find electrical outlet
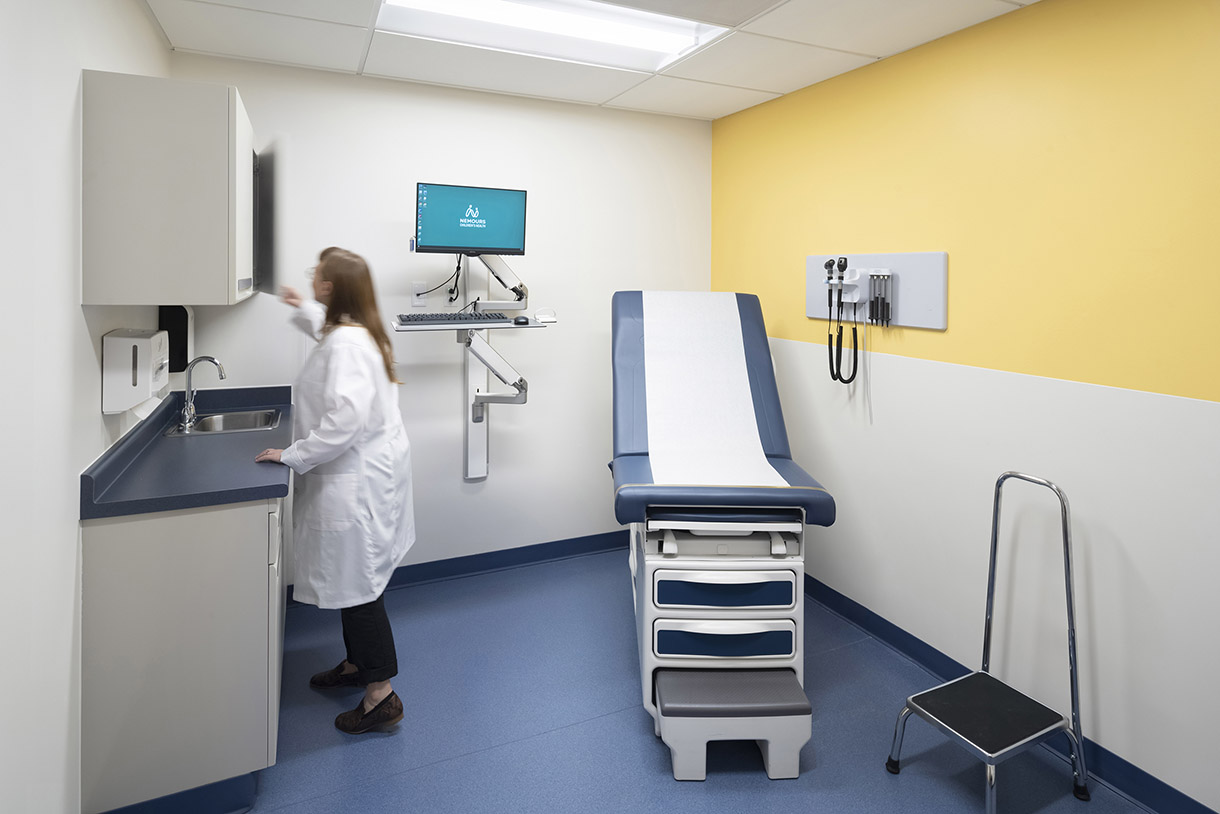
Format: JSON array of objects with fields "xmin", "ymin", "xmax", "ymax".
[{"xmin": 412, "ymin": 282, "xmax": 427, "ymax": 308}]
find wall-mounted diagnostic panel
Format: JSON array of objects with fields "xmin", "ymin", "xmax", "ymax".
[{"xmin": 805, "ymin": 252, "xmax": 947, "ymax": 331}]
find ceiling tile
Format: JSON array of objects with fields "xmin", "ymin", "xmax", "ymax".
[
  {"xmin": 363, "ymin": 32, "xmax": 649, "ymax": 105},
  {"xmin": 146, "ymin": 0, "xmax": 369, "ymax": 72},
  {"xmin": 605, "ymin": 75, "xmax": 779, "ymax": 120},
  {"xmin": 664, "ymin": 31, "xmax": 874, "ymax": 94},
  {"xmin": 187, "ymin": 0, "xmax": 380, "ymax": 28},
  {"xmin": 596, "ymin": 0, "xmax": 783, "ymax": 27},
  {"xmin": 744, "ymin": 0, "xmax": 1019, "ymax": 58},
  {"xmin": 141, "ymin": 0, "xmax": 1030, "ymax": 120}
]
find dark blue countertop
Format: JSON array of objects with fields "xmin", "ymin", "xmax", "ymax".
[{"xmin": 81, "ymin": 386, "xmax": 293, "ymax": 520}]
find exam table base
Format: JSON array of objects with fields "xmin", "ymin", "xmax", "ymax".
[{"xmin": 630, "ymin": 520, "xmax": 810, "ymax": 780}]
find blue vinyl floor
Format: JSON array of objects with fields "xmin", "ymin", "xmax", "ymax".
[{"xmin": 249, "ymin": 549, "xmax": 1153, "ymax": 814}]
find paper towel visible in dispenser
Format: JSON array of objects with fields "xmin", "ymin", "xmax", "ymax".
[{"xmin": 102, "ymin": 329, "xmax": 169, "ymax": 414}]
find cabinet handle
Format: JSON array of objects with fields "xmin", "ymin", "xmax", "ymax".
[{"xmin": 268, "ymin": 508, "xmax": 281, "ymax": 567}]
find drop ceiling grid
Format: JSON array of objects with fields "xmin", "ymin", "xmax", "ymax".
[{"xmin": 141, "ymin": 0, "xmax": 1037, "ymax": 119}]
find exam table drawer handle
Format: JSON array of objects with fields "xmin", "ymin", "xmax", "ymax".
[
  {"xmin": 654, "ymin": 569, "xmax": 797, "ymax": 609},
  {"xmin": 654, "ymin": 619, "xmax": 797, "ymax": 659}
]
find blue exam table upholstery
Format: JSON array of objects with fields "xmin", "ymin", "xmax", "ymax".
[
  {"xmin": 611, "ymin": 290, "xmax": 835, "ymax": 528},
  {"xmin": 610, "ymin": 290, "xmax": 836, "ymax": 781}
]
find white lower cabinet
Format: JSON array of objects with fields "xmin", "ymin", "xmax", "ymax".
[{"xmin": 81, "ymin": 499, "xmax": 286, "ymax": 814}]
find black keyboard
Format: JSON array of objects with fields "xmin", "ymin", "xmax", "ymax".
[{"xmin": 397, "ymin": 311, "xmax": 511, "ymax": 324}]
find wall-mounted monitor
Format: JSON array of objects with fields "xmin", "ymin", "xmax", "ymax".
[{"xmin": 415, "ymin": 182, "xmax": 527, "ymax": 256}]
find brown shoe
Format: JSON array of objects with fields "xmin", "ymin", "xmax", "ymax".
[
  {"xmin": 334, "ymin": 691, "xmax": 403, "ymax": 734},
  {"xmin": 309, "ymin": 660, "xmax": 363, "ymax": 690}
]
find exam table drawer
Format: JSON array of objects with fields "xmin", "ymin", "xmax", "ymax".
[
  {"xmin": 653, "ymin": 619, "xmax": 797, "ymax": 659},
  {"xmin": 654, "ymin": 569, "xmax": 797, "ymax": 610}
]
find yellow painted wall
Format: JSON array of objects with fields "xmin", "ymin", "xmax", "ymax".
[{"xmin": 712, "ymin": 0, "xmax": 1220, "ymax": 402}]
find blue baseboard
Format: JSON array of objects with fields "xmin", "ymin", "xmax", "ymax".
[
  {"xmin": 101, "ymin": 772, "xmax": 255, "ymax": 814},
  {"xmin": 804, "ymin": 574, "xmax": 971, "ymax": 683},
  {"xmin": 805, "ymin": 574, "xmax": 1216, "ymax": 814},
  {"xmin": 288, "ymin": 530, "xmax": 629, "ymax": 605},
  {"xmin": 385, "ymin": 530, "xmax": 629, "ymax": 590}
]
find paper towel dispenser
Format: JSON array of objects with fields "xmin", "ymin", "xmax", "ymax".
[{"xmin": 102, "ymin": 329, "xmax": 169, "ymax": 414}]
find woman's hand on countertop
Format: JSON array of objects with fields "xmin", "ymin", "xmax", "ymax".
[{"xmin": 256, "ymin": 448, "xmax": 284, "ymax": 464}]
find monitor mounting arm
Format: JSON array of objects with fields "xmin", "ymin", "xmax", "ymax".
[
  {"xmin": 461, "ymin": 329, "xmax": 527, "ymax": 423},
  {"xmin": 469, "ymin": 254, "xmax": 528, "ymax": 312}
]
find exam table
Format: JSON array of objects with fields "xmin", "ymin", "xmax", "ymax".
[{"xmin": 610, "ymin": 290, "xmax": 836, "ymax": 780}]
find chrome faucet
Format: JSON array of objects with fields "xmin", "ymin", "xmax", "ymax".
[{"xmin": 181, "ymin": 356, "xmax": 227, "ymax": 431}]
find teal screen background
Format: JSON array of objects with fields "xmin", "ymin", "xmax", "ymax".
[{"xmin": 416, "ymin": 183, "xmax": 527, "ymax": 254}]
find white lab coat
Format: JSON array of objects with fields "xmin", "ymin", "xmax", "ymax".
[{"xmin": 280, "ymin": 300, "xmax": 415, "ymax": 609}]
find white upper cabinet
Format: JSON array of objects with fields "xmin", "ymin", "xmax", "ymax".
[{"xmin": 83, "ymin": 70, "xmax": 256, "ymax": 305}]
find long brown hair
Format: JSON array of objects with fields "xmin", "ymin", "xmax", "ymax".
[{"xmin": 315, "ymin": 247, "xmax": 400, "ymax": 383}]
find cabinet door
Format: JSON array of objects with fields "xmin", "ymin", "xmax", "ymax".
[
  {"xmin": 82, "ymin": 501, "xmax": 273, "ymax": 814},
  {"xmin": 82, "ymin": 70, "xmax": 255, "ymax": 305}
]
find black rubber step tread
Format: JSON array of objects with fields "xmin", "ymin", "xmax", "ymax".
[{"xmin": 910, "ymin": 671, "xmax": 1065, "ymax": 758}]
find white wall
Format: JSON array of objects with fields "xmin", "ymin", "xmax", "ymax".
[
  {"xmin": 0, "ymin": 9, "xmax": 708, "ymax": 810},
  {"xmin": 170, "ymin": 54, "xmax": 712, "ymax": 568},
  {"xmin": 773, "ymin": 339, "xmax": 1220, "ymax": 809},
  {"xmin": 0, "ymin": 2, "xmax": 170, "ymax": 812}
]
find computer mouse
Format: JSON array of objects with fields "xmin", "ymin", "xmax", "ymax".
[{"xmin": 513, "ymin": 316, "xmax": 529, "ymax": 325}]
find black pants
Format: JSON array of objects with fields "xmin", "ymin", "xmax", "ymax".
[{"xmin": 340, "ymin": 593, "xmax": 398, "ymax": 684}]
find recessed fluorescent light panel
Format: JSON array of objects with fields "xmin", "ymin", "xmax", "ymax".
[{"xmin": 378, "ymin": 0, "xmax": 727, "ymax": 72}]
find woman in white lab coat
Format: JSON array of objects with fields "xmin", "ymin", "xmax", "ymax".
[{"xmin": 256, "ymin": 247, "xmax": 414, "ymax": 735}]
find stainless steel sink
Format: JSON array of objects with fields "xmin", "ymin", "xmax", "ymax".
[{"xmin": 165, "ymin": 408, "xmax": 281, "ymax": 436}]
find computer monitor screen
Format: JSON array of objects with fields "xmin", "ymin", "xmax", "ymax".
[{"xmin": 415, "ymin": 182, "xmax": 527, "ymax": 256}]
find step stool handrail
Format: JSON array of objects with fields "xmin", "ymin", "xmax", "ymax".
[{"xmin": 981, "ymin": 471, "xmax": 1087, "ymax": 788}]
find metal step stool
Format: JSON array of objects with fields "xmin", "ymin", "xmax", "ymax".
[
  {"xmin": 655, "ymin": 668, "xmax": 811, "ymax": 781},
  {"xmin": 885, "ymin": 472, "xmax": 1091, "ymax": 813}
]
